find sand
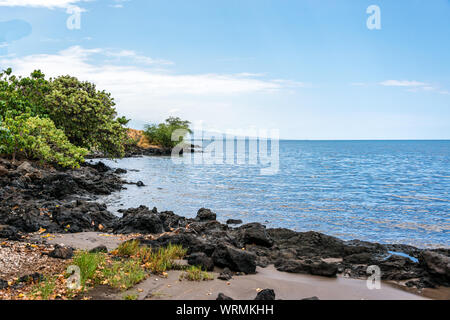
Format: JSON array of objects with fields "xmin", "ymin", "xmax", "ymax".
[
  {"xmin": 116, "ymin": 265, "xmax": 430, "ymax": 300},
  {"xmin": 42, "ymin": 232, "xmax": 450, "ymax": 300}
]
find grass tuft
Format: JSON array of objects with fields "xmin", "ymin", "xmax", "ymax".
[
  {"xmin": 116, "ymin": 240, "xmax": 141, "ymax": 257},
  {"xmin": 123, "ymin": 293, "xmax": 139, "ymax": 300},
  {"xmin": 72, "ymin": 251, "xmax": 105, "ymax": 287},
  {"xmin": 179, "ymin": 265, "xmax": 214, "ymax": 281},
  {"xmin": 101, "ymin": 259, "xmax": 146, "ymax": 291},
  {"xmin": 30, "ymin": 276, "xmax": 56, "ymax": 300}
]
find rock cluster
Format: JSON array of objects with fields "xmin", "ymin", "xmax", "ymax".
[{"xmin": 0, "ymin": 158, "xmax": 449, "ymax": 290}]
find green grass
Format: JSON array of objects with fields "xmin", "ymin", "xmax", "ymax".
[
  {"xmin": 102, "ymin": 258, "xmax": 146, "ymax": 291},
  {"xmin": 123, "ymin": 293, "xmax": 139, "ymax": 300},
  {"xmin": 179, "ymin": 266, "xmax": 214, "ymax": 281},
  {"xmin": 30, "ymin": 277, "xmax": 56, "ymax": 300},
  {"xmin": 72, "ymin": 251, "xmax": 105, "ymax": 287},
  {"xmin": 137, "ymin": 243, "xmax": 187, "ymax": 274},
  {"xmin": 116, "ymin": 240, "xmax": 141, "ymax": 257}
]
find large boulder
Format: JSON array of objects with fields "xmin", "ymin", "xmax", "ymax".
[
  {"xmin": 53, "ymin": 201, "xmax": 118, "ymax": 233},
  {"xmin": 159, "ymin": 210, "xmax": 189, "ymax": 231},
  {"xmin": 17, "ymin": 161, "xmax": 38, "ymax": 175},
  {"xmin": 419, "ymin": 251, "xmax": 450, "ymax": 280},
  {"xmin": 49, "ymin": 245, "xmax": 74, "ymax": 259},
  {"xmin": 114, "ymin": 206, "xmax": 163, "ymax": 234},
  {"xmin": 216, "ymin": 293, "xmax": 234, "ymax": 300},
  {"xmin": 236, "ymin": 223, "xmax": 273, "ymax": 247},
  {"xmin": 268, "ymin": 229, "xmax": 346, "ymax": 258},
  {"xmin": 254, "ymin": 289, "xmax": 275, "ymax": 300},
  {"xmin": 196, "ymin": 208, "xmax": 216, "ymax": 221},
  {"xmin": 187, "ymin": 252, "xmax": 214, "ymax": 271},
  {"xmin": 343, "ymin": 252, "xmax": 374, "ymax": 264},
  {"xmin": 40, "ymin": 174, "xmax": 79, "ymax": 199},
  {"xmin": 275, "ymin": 259, "xmax": 338, "ymax": 277},
  {"xmin": 0, "ymin": 225, "xmax": 20, "ymax": 240},
  {"xmin": 212, "ymin": 244, "xmax": 256, "ymax": 274},
  {"xmin": 139, "ymin": 232, "xmax": 215, "ymax": 256}
]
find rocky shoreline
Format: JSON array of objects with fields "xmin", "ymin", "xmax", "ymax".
[{"xmin": 1, "ymin": 158, "xmax": 449, "ymax": 299}]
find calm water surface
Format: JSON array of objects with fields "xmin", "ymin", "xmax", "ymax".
[{"xmin": 95, "ymin": 140, "xmax": 450, "ymax": 248}]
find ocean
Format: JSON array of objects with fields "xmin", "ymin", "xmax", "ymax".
[{"xmin": 96, "ymin": 140, "xmax": 450, "ymax": 248}]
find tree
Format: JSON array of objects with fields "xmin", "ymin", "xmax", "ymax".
[
  {"xmin": 0, "ymin": 68, "xmax": 50, "ymax": 119},
  {"xmin": 0, "ymin": 113, "xmax": 88, "ymax": 167},
  {"xmin": 44, "ymin": 75, "xmax": 129, "ymax": 158},
  {"xmin": 144, "ymin": 117, "xmax": 192, "ymax": 149}
]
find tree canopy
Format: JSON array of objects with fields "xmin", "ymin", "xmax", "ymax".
[
  {"xmin": 0, "ymin": 68, "xmax": 130, "ymax": 166},
  {"xmin": 144, "ymin": 117, "xmax": 192, "ymax": 149}
]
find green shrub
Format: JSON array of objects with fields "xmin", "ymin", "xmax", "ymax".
[
  {"xmin": 101, "ymin": 259, "xmax": 146, "ymax": 291},
  {"xmin": 139, "ymin": 243, "xmax": 187, "ymax": 274},
  {"xmin": 1, "ymin": 69, "xmax": 129, "ymax": 159},
  {"xmin": 116, "ymin": 240, "xmax": 141, "ymax": 257},
  {"xmin": 0, "ymin": 113, "xmax": 88, "ymax": 167},
  {"xmin": 123, "ymin": 293, "xmax": 139, "ymax": 300},
  {"xmin": 44, "ymin": 75, "xmax": 129, "ymax": 158},
  {"xmin": 30, "ymin": 276, "xmax": 56, "ymax": 300},
  {"xmin": 179, "ymin": 265, "xmax": 214, "ymax": 281},
  {"xmin": 72, "ymin": 251, "xmax": 105, "ymax": 287},
  {"xmin": 0, "ymin": 68, "xmax": 50, "ymax": 119},
  {"xmin": 144, "ymin": 117, "xmax": 192, "ymax": 149}
]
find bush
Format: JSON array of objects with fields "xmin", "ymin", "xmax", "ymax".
[
  {"xmin": 0, "ymin": 68, "xmax": 50, "ymax": 119},
  {"xmin": 44, "ymin": 75, "xmax": 129, "ymax": 158},
  {"xmin": 71, "ymin": 251, "xmax": 105, "ymax": 287},
  {"xmin": 0, "ymin": 113, "xmax": 88, "ymax": 167},
  {"xmin": 144, "ymin": 117, "xmax": 192, "ymax": 149},
  {"xmin": 1, "ymin": 69, "xmax": 130, "ymax": 159},
  {"xmin": 179, "ymin": 265, "xmax": 214, "ymax": 281}
]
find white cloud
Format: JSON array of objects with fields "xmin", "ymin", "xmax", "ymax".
[
  {"xmin": 380, "ymin": 80, "xmax": 448, "ymax": 95},
  {"xmin": 0, "ymin": 0, "xmax": 88, "ymax": 9},
  {"xmin": 0, "ymin": 46, "xmax": 305, "ymax": 126},
  {"xmin": 103, "ymin": 49, "xmax": 173, "ymax": 66},
  {"xmin": 380, "ymin": 80, "xmax": 428, "ymax": 87},
  {"xmin": 109, "ymin": 0, "xmax": 129, "ymax": 9}
]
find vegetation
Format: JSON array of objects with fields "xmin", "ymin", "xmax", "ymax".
[
  {"xmin": 44, "ymin": 76, "xmax": 129, "ymax": 158},
  {"xmin": 101, "ymin": 259, "xmax": 146, "ymax": 290},
  {"xmin": 30, "ymin": 276, "xmax": 56, "ymax": 300},
  {"xmin": 179, "ymin": 265, "xmax": 214, "ymax": 281},
  {"xmin": 115, "ymin": 240, "xmax": 141, "ymax": 257},
  {"xmin": 114, "ymin": 240, "xmax": 187, "ymax": 274},
  {"xmin": 0, "ymin": 68, "xmax": 130, "ymax": 166},
  {"xmin": 123, "ymin": 293, "xmax": 139, "ymax": 300},
  {"xmin": 0, "ymin": 113, "xmax": 88, "ymax": 167},
  {"xmin": 72, "ymin": 251, "xmax": 106, "ymax": 288},
  {"xmin": 144, "ymin": 117, "xmax": 192, "ymax": 149},
  {"xmin": 17, "ymin": 242, "xmax": 188, "ymax": 300}
]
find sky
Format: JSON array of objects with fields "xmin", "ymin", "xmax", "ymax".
[{"xmin": 0, "ymin": 0, "xmax": 449, "ymax": 139}]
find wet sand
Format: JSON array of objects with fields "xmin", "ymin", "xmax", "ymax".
[
  {"xmin": 43, "ymin": 232, "xmax": 449, "ymax": 300},
  {"xmin": 120, "ymin": 265, "xmax": 429, "ymax": 300}
]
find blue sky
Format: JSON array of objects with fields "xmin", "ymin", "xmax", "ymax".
[{"xmin": 0, "ymin": 0, "xmax": 449, "ymax": 139}]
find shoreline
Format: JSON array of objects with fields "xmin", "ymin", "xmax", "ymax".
[{"xmin": 1, "ymin": 157, "xmax": 449, "ymax": 300}]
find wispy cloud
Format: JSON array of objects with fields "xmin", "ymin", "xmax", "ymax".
[
  {"xmin": 109, "ymin": 0, "xmax": 129, "ymax": 9},
  {"xmin": 380, "ymin": 80, "xmax": 448, "ymax": 95},
  {"xmin": 103, "ymin": 49, "xmax": 173, "ymax": 66},
  {"xmin": 380, "ymin": 80, "xmax": 428, "ymax": 87},
  {"xmin": 0, "ymin": 46, "xmax": 305, "ymax": 124},
  {"xmin": 0, "ymin": 0, "xmax": 89, "ymax": 9}
]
